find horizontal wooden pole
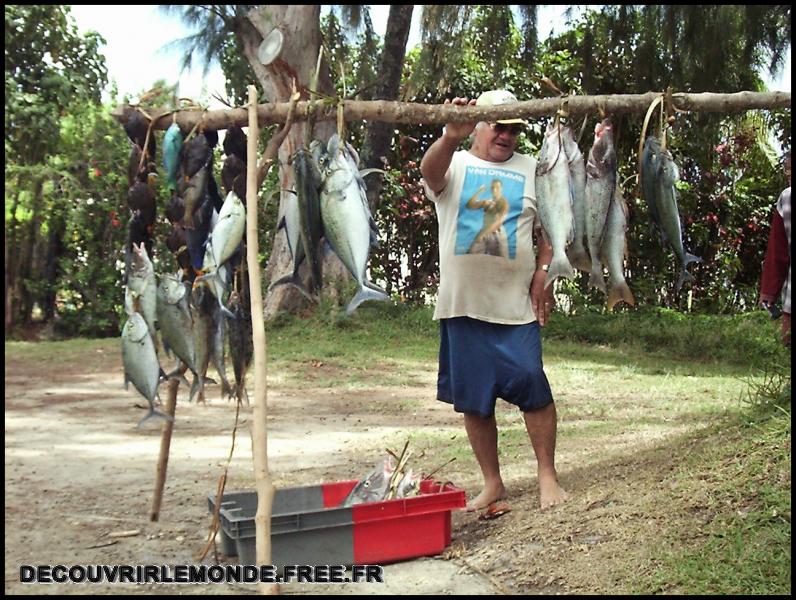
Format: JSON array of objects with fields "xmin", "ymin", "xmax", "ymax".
[{"xmin": 111, "ymin": 91, "xmax": 790, "ymax": 131}]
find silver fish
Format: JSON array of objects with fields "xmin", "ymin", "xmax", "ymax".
[
  {"xmin": 156, "ymin": 274, "xmax": 200, "ymax": 394},
  {"xmin": 194, "ymin": 191, "xmax": 245, "ymax": 318},
  {"xmin": 188, "ymin": 286, "xmax": 218, "ymax": 403},
  {"xmin": 585, "ymin": 118, "xmax": 617, "ymax": 292},
  {"xmin": 320, "ymin": 134, "xmax": 390, "ymax": 314},
  {"xmin": 560, "ymin": 126, "xmax": 591, "ymax": 273},
  {"xmin": 535, "ymin": 121, "xmax": 575, "ymax": 288},
  {"xmin": 340, "ymin": 458, "xmax": 393, "ymax": 507},
  {"xmin": 202, "ymin": 191, "xmax": 246, "ymax": 271},
  {"xmin": 652, "ymin": 141, "xmax": 702, "ymax": 291},
  {"xmin": 124, "ymin": 242, "xmax": 157, "ymax": 340},
  {"xmin": 600, "ymin": 185, "xmax": 635, "ymax": 310},
  {"xmin": 121, "ymin": 312, "xmax": 172, "ymax": 428}
]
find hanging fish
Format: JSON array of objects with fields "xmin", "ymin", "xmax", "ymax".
[
  {"xmin": 535, "ymin": 120, "xmax": 576, "ymax": 288},
  {"xmin": 162, "ymin": 122, "xmax": 184, "ymax": 194},
  {"xmin": 121, "ymin": 312, "xmax": 172, "ymax": 428},
  {"xmin": 642, "ymin": 136, "xmax": 702, "ymax": 291},
  {"xmin": 221, "ymin": 154, "xmax": 247, "ymax": 198},
  {"xmin": 181, "ymin": 134, "xmax": 211, "ymax": 180},
  {"xmin": 585, "ymin": 118, "xmax": 617, "ymax": 292},
  {"xmin": 319, "ymin": 134, "xmax": 390, "ymax": 314},
  {"xmin": 223, "ymin": 125, "xmax": 248, "ymax": 162},
  {"xmin": 560, "ymin": 126, "xmax": 591, "ymax": 273},
  {"xmin": 600, "ymin": 185, "xmax": 635, "ymax": 310}
]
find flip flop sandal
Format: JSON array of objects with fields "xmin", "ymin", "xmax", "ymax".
[{"xmin": 478, "ymin": 499, "xmax": 511, "ymax": 521}]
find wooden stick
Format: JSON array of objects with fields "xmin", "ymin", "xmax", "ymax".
[
  {"xmin": 111, "ymin": 90, "xmax": 791, "ymax": 131},
  {"xmin": 150, "ymin": 371, "xmax": 182, "ymax": 522},
  {"xmin": 247, "ymin": 81, "xmax": 298, "ymax": 596}
]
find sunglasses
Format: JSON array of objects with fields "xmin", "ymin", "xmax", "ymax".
[{"xmin": 489, "ymin": 122, "xmax": 524, "ymax": 136}]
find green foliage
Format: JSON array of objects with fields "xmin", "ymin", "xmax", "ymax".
[{"xmin": 5, "ymin": 5, "xmax": 107, "ymax": 165}]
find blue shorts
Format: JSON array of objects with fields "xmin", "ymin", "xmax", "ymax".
[{"xmin": 437, "ymin": 317, "xmax": 553, "ymax": 418}]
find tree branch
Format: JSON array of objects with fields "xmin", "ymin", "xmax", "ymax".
[{"xmin": 111, "ymin": 91, "xmax": 791, "ymax": 132}]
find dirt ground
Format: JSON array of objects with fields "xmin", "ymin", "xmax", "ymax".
[{"xmin": 5, "ymin": 337, "xmax": 722, "ymax": 595}]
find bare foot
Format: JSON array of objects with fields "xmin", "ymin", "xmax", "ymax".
[
  {"xmin": 539, "ymin": 470, "xmax": 569, "ymax": 510},
  {"xmin": 466, "ymin": 483, "xmax": 507, "ymax": 512}
]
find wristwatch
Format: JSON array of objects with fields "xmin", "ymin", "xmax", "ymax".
[{"xmin": 538, "ymin": 264, "xmax": 550, "ymax": 272}]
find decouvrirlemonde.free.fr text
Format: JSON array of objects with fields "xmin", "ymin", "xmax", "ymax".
[{"xmin": 20, "ymin": 564, "xmax": 384, "ymax": 584}]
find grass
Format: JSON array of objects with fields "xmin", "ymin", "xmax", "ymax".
[
  {"xmin": 630, "ymin": 362, "xmax": 791, "ymax": 595},
  {"xmin": 5, "ymin": 303, "xmax": 790, "ymax": 593}
]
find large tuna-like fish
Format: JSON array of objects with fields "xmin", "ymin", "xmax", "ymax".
[
  {"xmin": 535, "ymin": 121, "xmax": 576, "ymax": 288},
  {"xmin": 585, "ymin": 118, "xmax": 617, "ymax": 292},
  {"xmin": 642, "ymin": 136, "xmax": 702, "ymax": 291},
  {"xmin": 600, "ymin": 185, "xmax": 635, "ymax": 310},
  {"xmin": 121, "ymin": 312, "xmax": 173, "ymax": 428},
  {"xmin": 560, "ymin": 126, "xmax": 591, "ymax": 273},
  {"xmin": 320, "ymin": 134, "xmax": 390, "ymax": 314}
]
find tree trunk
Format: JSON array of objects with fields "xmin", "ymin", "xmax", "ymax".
[
  {"xmin": 5, "ymin": 186, "xmax": 23, "ymax": 331},
  {"xmin": 239, "ymin": 5, "xmax": 349, "ymax": 318},
  {"xmin": 360, "ymin": 5, "xmax": 414, "ymax": 212},
  {"xmin": 18, "ymin": 175, "xmax": 45, "ymax": 325}
]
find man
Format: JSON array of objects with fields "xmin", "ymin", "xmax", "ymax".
[
  {"xmin": 420, "ymin": 90, "xmax": 569, "ymax": 515},
  {"xmin": 760, "ymin": 149, "xmax": 791, "ymax": 347}
]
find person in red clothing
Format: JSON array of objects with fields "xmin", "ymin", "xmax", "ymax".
[{"xmin": 760, "ymin": 150, "xmax": 791, "ymax": 347}]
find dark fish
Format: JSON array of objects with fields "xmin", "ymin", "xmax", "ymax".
[
  {"xmin": 204, "ymin": 129, "xmax": 219, "ymax": 149},
  {"xmin": 181, "ymin": 164, "xmax": 209, "ymax": 230},
  {"xmin": 165, "ymin": 195, "xmax": 185, "ymax": 224},
  {"xmin": 127, "ymin": 181, "xmax": 156, "ymax": 226},
  {"xmin": 127, "ymin": 143, "xmax": 145, "ymax": 187},
  {"xmin": 123, "ymin": 111, "xmax": 156, "ymax": 162},
  {"xmin": 181, "ymin": 134, "xmax": 211, "ymax": 180},
  {"xmin": 185, "ymin": 194, "xmax": 214, "ymax": 271},
  {"xmin": 221, "ymin": 154, "xmax": 247, "ymax": 198},
  {"xmin": 226, "ymin": 290, "xmax": 252, "ymax": 405},
  {"xmin": 166, "ymin": 224, "xmax": 191, "ymax": 273},
  {"xmin": 293, "ymin": 146, "xmax": 324, "ymax": 293},
  {"xmin": 207, "ymin": 170, "xmax": 224, "ymax": 213},
  {"xmin": 223, "ymin": 125, "xmax": 248, "ymax": 162}
]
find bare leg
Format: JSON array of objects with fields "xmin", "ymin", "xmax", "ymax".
[
  {"xmin": 463, "ymin": 413, "xmax": 506, "ymax": 510},
  {"xmin": 523, "ymin": 402, "xmax": 569, "ymax": 510}
]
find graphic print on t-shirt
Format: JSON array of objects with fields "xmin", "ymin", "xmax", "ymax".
[{"xmin": 455, "ymin": 166, "xmax": 526, "ymax": 259}]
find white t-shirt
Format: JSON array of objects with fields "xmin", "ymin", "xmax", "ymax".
[{"xmin": 423, "ymin": 150, "xmax": 540, "ymax": 324}]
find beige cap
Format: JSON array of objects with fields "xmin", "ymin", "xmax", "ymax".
[{"xmin": 475, "ymin": 90, "xmax": 527, "ymax": 125}]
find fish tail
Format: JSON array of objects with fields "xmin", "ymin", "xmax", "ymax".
[
  {"xmin": 588, "ymin": 263, "xmax": 607, "ymax": 293},
  {"xmin": 189, "ymin": 373, "xmax": 204, "ymax": 403},
  {"xmin": 676, "ymin": 268, "xmax": 695, "ymax": 293},
  {"xmin": 269, "ymin": 274, "xmax": 314, "ymax": 301},
  {"xmin": 607, "ymin": 281, "xmax": 635, "ymax": 311},
  {"xmin": 544, "ymin": 253, "xmax": 575, "ymax": 289},
  {"xmin": 683, "ymin": 252, "xmax": 702, "ymax": 267},
  {"xmin": 567, "ymin": 246, "xmax": 592, "ymax": 273},
  {"xmin": 345, "ymin": 286, "xmax": 391, "ymax": 315},
  {"xmin": 137, "ymin": 406, "xmax": 175, "ymax": 428}
]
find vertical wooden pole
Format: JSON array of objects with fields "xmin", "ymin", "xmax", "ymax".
[
  {"xmin": 246, "ymin": 85, "xmax": 277, "ymax": 595},
  {"xmin": 150, "ymin": 371, "xmax": 182, "ymax": 521}
]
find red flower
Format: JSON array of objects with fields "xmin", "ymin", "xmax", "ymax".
[{"xmin": 94, "ymin": 168, "xmax": 102, "ymax": 177}]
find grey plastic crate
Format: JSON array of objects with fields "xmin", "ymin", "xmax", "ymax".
[{"xmin": 208, "ymin": 484, "xmax": 355, "ymax": 566}]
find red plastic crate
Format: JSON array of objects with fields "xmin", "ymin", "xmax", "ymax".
[{"xmin": 211, "ymin": 479, "xmax": 465, "ymax": 566}]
